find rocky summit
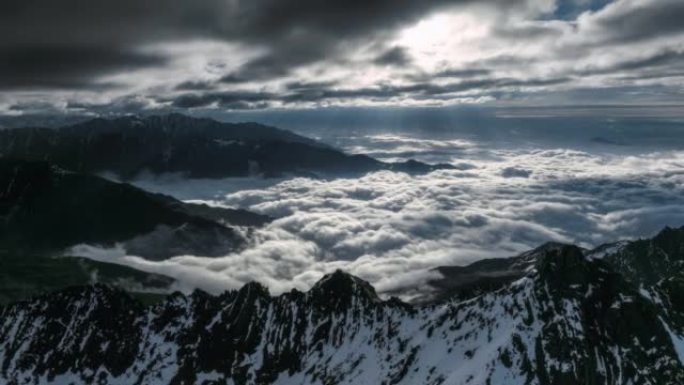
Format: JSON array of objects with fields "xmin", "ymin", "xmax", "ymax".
[{"xmin": 2, "ymin": 229, "xmax": 684, "ymax": 384}]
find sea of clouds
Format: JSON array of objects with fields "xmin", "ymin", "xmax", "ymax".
[{"xmin": 73, "ymin": 131, "xmax": 684, "ymax": 299}]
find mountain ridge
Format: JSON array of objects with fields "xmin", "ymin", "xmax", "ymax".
[
  {"xmin": 0, "ymin": 158, "xmax": 265, "ymax": 258},
  {"xmin": 428, "ymin": 226, "xmax": 684, "ymax": 303},
  {"xmin": 3, "ymin": 233, "xmax": 684, "ymax": 384},
  {"xmin": 0, "ymin": 113, "xmax": 454, "ymax": 179},
  {"xmin": 0, "ymin": 158, "xmax": 269, "ymax": 304}
]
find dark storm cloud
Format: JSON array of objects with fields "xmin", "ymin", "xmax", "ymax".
[
  {"xmin": 0, "ymin": 0, "xmax": 229, "ymax": 89},
  {"xmin": 0, "ymin": 0, "xmax": 535, "ymax": 90},
  {"xmin": 501, "ymin": 167, "xmax": 533, "ymax": 178},
  {"xmin": 214, "ymin": 0, "xmax": 484, "ymax": 81},
  {"xmin": 588, "ymin": 0, "xmax": 684, "ymax": 44},
  {"xmin": 0, "ymin": 46, "xmax": 165, "ymax": 90},
  {"xmin": 2, "ymin": 98, "xmax": 150, "ymax": 119},
  {"xmin": 3, "ymin": 0, "xmax": 684, "ymax": 110},
  {"xmin": 284, "ymin": 76, "xmax": 574, "ymax": 102},
  {"xmin": 285, "ymin": 81, "xmax": 339, "ymax": 92},
  {"xmin": 435, "ymin": 69, "xmax": 492, "ymax": 78},
  {"xmin": 64, "ymin": 97, "xmax": 159, "ymax": 115},
  {"xmin": 169, "ymin": 91, "xmax": 277, "ymax": 109},
  {"xmin": 373, "ymin": 47, "xmax": 413, "ymax": 67},
  {"xmin": 618, "ymin": 71, "xmax": 684, "ymax": 82},
  {"xmin": 166, "ymin": 76, "xmax": 571, "ymax": 109},
  {"xmin": 611, "ymin": 50, "xmax": 684, "ymax": 71},
  {"xmin": 492, "ymin": 23, "xmax": 564, "ymax": 41},
  {"xmin": 578, "ymin": 49, "xmax": 684, "ymax": 76},
  {"xmin": 175, "ymin": 81, "xmax": 217, "ymax": 91}
]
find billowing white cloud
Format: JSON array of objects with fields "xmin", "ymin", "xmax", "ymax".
[{"xmin": 72, "ymin": 133, "xmax": 684, "ymax": 299}]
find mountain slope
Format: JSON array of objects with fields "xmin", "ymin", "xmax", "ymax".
[
  {"xmin": 0, "ymin": 253, "xmax": 174, "ymax": 305},
  {"xmin": 429, "ymin": 242, "xmax": 570, "ymax": 302},
  {"xmin": 0, "ymin": 158, "xmax": 269, "ymax": 303},
  {"xmin": 429, "ymin": 226, "xmax": 684, "ymax": 303},
  {"xmin": 597, "ymin": 226, "xmax": 684, "ymax": 286},
  {"xmin": 2, "ymin": 247, "xmax": 684, "ymax": 385},
  {"xmin": 0, "ymin": 114, "xmax": 453, "ymax": 179},
  {"xmin": 0, "ymin": 158, "xmax": 266, "ymax": 259}
]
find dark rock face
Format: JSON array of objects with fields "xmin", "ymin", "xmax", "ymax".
[
  {"xmin": 527, "ymin": 245, "xmax": 684, "ymax": 385},
  {"xmin": 0, "ymin": 158, "xmax": 259, "ymax": 259},
  {"xmin": 600, "ymin": 226, "xmax": 684, "ymax": 286},
  {"xmin": 0, "ymin": 285, "xmax": 144, "ymax": 380},
  {"xmin": 0, "ymin": 114, "xmax": 453, "ymax": 179},
  {"xmin": 3, "ymin": 246, "xmax": 684, "ymax": 385},
  {"xmin": 429, "ymin": 242, "xmax": 570, "ymax": 302},
  {"xmin": 430, "ymin": 226, "xmax": 684, "ymax": 303}
]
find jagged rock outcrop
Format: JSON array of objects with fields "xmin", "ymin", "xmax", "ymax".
[
  {"xmin": 3, "ymin": 237, "xmax": 684, "ymax": 385},
  {"xmin": 430, "ymin": 226, "xmax": 684, "ymax": 303},
  {"xmin": 598, "ymin": 226, "xmax": 684, "ymax": 285},
  {"xmin": 429, "ymin": 242, "xmax": 570, "ymax": 302}
]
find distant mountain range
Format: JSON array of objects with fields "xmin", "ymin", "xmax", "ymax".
[
  {"xmin": 2, "ymin": 227, "xmax": 684, "ymax": 384},
  {"xmin": 0, "ymin": 114, "xmax": 453, "ymax": 179}
]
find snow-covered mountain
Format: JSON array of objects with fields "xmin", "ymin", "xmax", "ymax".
[{"xmin": 3, "ymin": 232, "xmax": 684, "ymax": 384}]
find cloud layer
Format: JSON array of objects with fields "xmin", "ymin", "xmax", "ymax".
[
  {"xmin": 73, "ymin": 134, "xmax": 684, "ymax": 299},
  {"xmin": 2, "ymin": 0, "xmax": 684, "ymax": 114}
]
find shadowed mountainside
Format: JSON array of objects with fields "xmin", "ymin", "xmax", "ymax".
[
  {"xmin": 0, "ymin": 158, "xmax": 270, "ymax": 303},
  {"xmin": 0, "ymin": 158, "xmax": 269, "ymax": 258},
  {"xmin": 0, "ymin": 113, "xmax": 454, "ymax": 179},
  {"xmin": 428, "ymin": 226, "xmax": 684, "ymax": 303}
]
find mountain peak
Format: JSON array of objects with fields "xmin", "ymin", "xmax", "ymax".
[
  {"xmin": 653, "ymin": 225, "xmax": 684, "ymax": 245},
  {"xmin": 518, "ymin": 241, "xmax": 572, "ymax": 263},
  {"xmin": 535, "ymin": 244, "xmax": 593, "ymax": 285},
  {"xmin": 236, "ymin": 281, "xmax": 271, "ymax": 301},
  {"xmin": 309, "ymin": 270, "xmax": 380, "ymax": 306}
]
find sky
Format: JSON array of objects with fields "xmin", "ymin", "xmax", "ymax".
[{"xmin": 2, "ymin": 0, "xmax": 684, "ymax": 117}]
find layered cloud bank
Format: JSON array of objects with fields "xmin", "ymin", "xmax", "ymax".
[
  {"xmin": 3, "ymin": 0, "xmax": 684, "ymax": 114},
  {"xmin": 73, "ymin": 134, "xmax": 684, "ymax": 299}
]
